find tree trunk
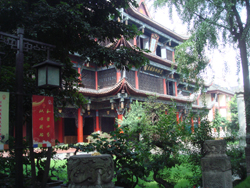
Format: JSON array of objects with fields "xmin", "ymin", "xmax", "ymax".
[
  {"xmin": 153, "ymin": 170, "xmax": 173, "ymax": 188},
  {"xmin": 238, "ymin": 37, "xmax": 250, "ymax": 176}
]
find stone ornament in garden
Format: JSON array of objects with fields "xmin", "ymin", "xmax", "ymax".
[
  {"xmin": 201, "ymin": 140, "xmax": 232, "ymax": 188},
  {"xmin": 67, "ymin": 154, "xmax": 114, "ymax": 188}
]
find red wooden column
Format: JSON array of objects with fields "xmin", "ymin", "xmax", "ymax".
[
  {"xmin": 163, "ymin": 78, "xmax": 167, "ymax": 94},
  {"xmin": 118, "ymin": 114, "xmax": 123, "ymax": 133},
  {"xmin": 77, "ymin": 67, "xmax": 84, "ymax": 142},
  {"xmin": 78, "ymin": 67, "xmax": 82, "ymax": 81},
  {"xmin": 176, "ymin": 112, "xmax": 179, "ymax": 124},
  {"xmin": 117, "ymin": 70, "xmax": 121, "ymax": 83},
  {"xmin": 77, "ymin": 108, "xmax": 83, "ymax": 142},
  {"xmin": 198, "ymin": 117, "xmax": 201, "ymax": 126},
  {"xmin": 96, "ymin": 110, "xmax": 100, "ymax": 131},
  {"xmin": 58, "ymin": 117, "xmax": 64, "ymax": 143},
  {"xmin": 135, "ymin": 71, "xmax": 139, "ymax": 89},
  {"xmin": 95, "ymin": 71, "xmax": 98, "ymax": 90},
  {"xmin": 212, "ymin": 94, "xmax": 215, "ymax": 119},
  {"xmin": 174, "ymin": 82, "xmax": 178, "ymax": 97},
  {"xmin": 133, "ymin": 37, "xmax": 137, "ymax": 46},
  {"xmin": 197, "ymin": 95, "xmax": 200, "ymax": 105},
  {"xmin": 191, "ymin": 117, "xmax": 194, "ymax": 133}
]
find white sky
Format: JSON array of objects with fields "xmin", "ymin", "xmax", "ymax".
[{"xmin": 146, "ymin": 1, "xmax": 241, "ymax": 88}]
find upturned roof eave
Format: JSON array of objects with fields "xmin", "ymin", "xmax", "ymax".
[
  {"xmin": 206, "ymin": 89, "xmax": 234, "ymax": 96},
  {"xmin": 126, "ymin": 3, "xmax": 189, "ymax": 42}
]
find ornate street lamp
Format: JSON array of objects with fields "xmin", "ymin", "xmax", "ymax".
[
  {"xmin": 33, "ymin": 59, "xmax": 62, "ymax": 89},
  {"xmin": 0, "ymin": 28, "xmax": 57, "ymax": 188}
]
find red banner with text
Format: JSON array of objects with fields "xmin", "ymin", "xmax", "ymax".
[{"xmin": 32, "ymin": 95, "xmax": 55, "ymax": 147}]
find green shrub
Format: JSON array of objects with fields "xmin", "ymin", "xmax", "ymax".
[{"xmin": 75, "ymin": 126, "xmax": 148, "ymax": 188}]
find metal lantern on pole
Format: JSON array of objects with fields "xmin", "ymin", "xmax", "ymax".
[
  {"xmin": 0, "ymin": 28, "xmax": 59, "ymax": 188},
  {"xmin": 33, "ymin": 59, "xmax": 62, "ymax": 89}
]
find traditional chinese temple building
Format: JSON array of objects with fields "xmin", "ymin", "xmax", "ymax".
[
  {"xmin": 53, "ymin": 1, "xmax": 210, "ymax": 144},
  {"xmin": 200, "ymin": 84, "xmax": 234, "ymax": 122}
]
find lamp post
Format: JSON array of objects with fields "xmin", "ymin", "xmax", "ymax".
[{"xmin": 0, "ymin": 28, "xmax": 60, "ymax": 188}]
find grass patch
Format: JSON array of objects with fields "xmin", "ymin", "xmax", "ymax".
[{"xmin": 235, "ymin": 175, "xmax": 250, "ymax": 188}]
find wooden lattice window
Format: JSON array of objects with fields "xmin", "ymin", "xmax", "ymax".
[
  {"xmin": 167, "ymin": 49, "xmax": 173, "ymax": 61},
  {"xmin": 81, "ymin": 69, "xmax": 95, "ymax": 89},
  {"xmin": 139, "ymin": 73, "xmax": 164, "ymax": 94},
  {"xmin": 98, "ymin": 68, "xmax": 116, "ymax": 89}
]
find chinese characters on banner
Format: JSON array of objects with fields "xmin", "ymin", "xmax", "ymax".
[
  {"xmin": 143, "ymin": 65, "xmax": 164, "ymax": 76},
  {"xmin": 32, "ymin": 95, "xmax": 55, "ymax": 147},
  {"xmin": 149, "ymin": 33, "xmax": 160, "ymax": 53},
  {"xmin": 0, "ymin": 92, "xmax": 9, "ymax": 150}
]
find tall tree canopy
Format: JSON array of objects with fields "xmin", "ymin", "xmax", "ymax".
[
  {"xmin": 154, "ymin": 0, "xmax": 250, "ymax": 175},
  {"xmin": 0, "ymin": 0, "xmax": 148, "ymax": 126}
]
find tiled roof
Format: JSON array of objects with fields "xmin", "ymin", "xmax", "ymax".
[
  {"xmin": 126, "ymin": 3, "xmax": 189, "ymax": 42},
  {"xmin": 207, "ymin": 84, "xmax": 234, "ymax": 95}
]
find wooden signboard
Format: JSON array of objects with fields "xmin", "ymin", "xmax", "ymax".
[
  {"xmin": 143, "ymin": 65, "xmax": 164, "ymax": 76},
  {"xmin": 149, "ymin": 33, "xmax": 160, "ymax": 53},
  {"xmin": 0, "ymin": 92, "xmax": 9, "ymax": 150}
]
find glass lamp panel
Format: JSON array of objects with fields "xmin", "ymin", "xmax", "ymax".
[
  {"xmin": 48, "ymin": 66, "xmax": 60, "ymax": 86},
  {"xmin": 38, "ymin": 66, "xmax": 46, "ymax": 86}
]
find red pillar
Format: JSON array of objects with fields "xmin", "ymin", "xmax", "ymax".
[
  {"xmin": 77, "ymin": 108, "xmax": 83, "ymax": 142},
  {"xmin": 175, "ymin": 82, "xmax": 178, "ymax": 97},
  {"xmin": 176, "ymin": 112, "xmax": 179, "ymax": 124},
  {"xmin": 78, "ymin": 67, "xmax": 81, "ymax": 80},
  {"xmin": 212, "ymin": 95, "xmax": 215, "ymax": 119},
  {"xmin": 197, "ymin": 95, "xmax": 200, "ymax": 105},
  {"xmin": 163, "ymin": 78, "xmax": 167, "ymax": 94},
  {"xmin": 198, "ymin": 117, "xmax": 201, "ymax": 126},
  {"xmin": 96, "ymin": 110, "xmax": 100, "ymax": 131},
  {"xmin": 135, "ymin": 71, "xmax": 139, "ymax": 89},
  {"xmin": 58, "ymin": 117, "xmax": 64, "ymax": 143},
  {"xmin": 118, "ymin": 114, "xmax": 123, "ymax": 133},
  {"xmin": 191, "ymin": 117, "xmax": 194, "ymax": 133},
  {"xmin": 23, "ymin": 123, "xmax": 26, "ymax": 138},
  {"xmin": 116, "ymin": 70, "xmax": 121, "ymax": 83},
  {"xmin": 133, "ymin": 37, "xmax": 137, "ymax": 46},
  {"xmin": 95, "ymin": 71, "xmax": 98, "ymax": 90}
]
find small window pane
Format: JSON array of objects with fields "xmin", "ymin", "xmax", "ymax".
[
  {"xmin": 48, "ymin": 66, "xmax": 59, "ymax": 86},
  {"xmin": 38, "ymin": 66, "xmax": 46, "ymax": 86}
]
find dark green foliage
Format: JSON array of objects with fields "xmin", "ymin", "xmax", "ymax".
[
  {"xmin": 227, "ymin": 95, "xmax": 239, "ymax": 134},
  {"xmin": 153, "ymin": 2, "xmax": 250, "ymax": 172},
  {"xmin": 184, "ymin": 117, "xmax": 213, "ymax": 186},
  {"xmin": 120, "ymin": 96, "xmax": 211, "ymax": 187},
  {"xmin": 212, "ymin": 110, "xmax": 228, "ymax": 137},
  {"xmin": 226, "ymin": 146, "xmax": 246, "ymax": 185},
  {"xmin": 0, "ymin": 0, "xmax": 148, "ymax": 133},
  {"xmin": 235, "ymin": 175, "xmax": 250, "ymax": 188}
]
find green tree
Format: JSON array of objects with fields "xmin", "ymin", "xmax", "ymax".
[
  {"xmin": 0, "ymin": 0, "xmax": 148, "ymax": 186},
  {"xmin": 120, "ymin": 96, "xmax": 212, "ymax": 187},
  {"xmin": 227, "ymin": 95, "xmax": 240, "ymax": 135},
  {"xmin": 0, "ymin": 0, "xmax": 148, "ymax": 131},
  {"xmin": 212, "ymin": 110, "xmax": 228, "ymax": 137},
  {"xmin": 121, "ymin": 97, "xmax": 191, "ymax": 187},
  {"xmin": 154, "ymin": 0, "xmax": 250, "ymax": 174}
]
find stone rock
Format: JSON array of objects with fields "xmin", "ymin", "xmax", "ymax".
[
  {"xmin": 201, "ymin": 140, "xmax": 232, "ymax": 188},
  {"xmin": 67, "ymin": 154, "xmax": 114, "ymax": 188}
]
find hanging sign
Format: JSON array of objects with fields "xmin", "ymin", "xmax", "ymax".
[
  {"xmin": 32, "ymin": 95, "xmax": 55, "ymax": 147},
  {"xmin": 143, "ymin": 65, "xmax": 165, "ymax": 76},
  {"xmin": 0, "ymin": 92, "xmax": 9, "ymax": 150},
  {"xmin": 149, "ymin": 33, "xmax": 160, "ymax": 53}
]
